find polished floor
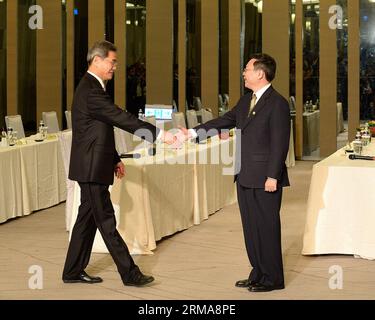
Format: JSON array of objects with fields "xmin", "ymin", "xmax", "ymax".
[{"xmin": 1, "ymin": 161, "xmax": 375, "ymax": 300}]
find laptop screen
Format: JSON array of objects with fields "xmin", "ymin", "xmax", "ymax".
[{"xmin": 144, "ymin": 105, "xmax": 173, "ymax": 120}]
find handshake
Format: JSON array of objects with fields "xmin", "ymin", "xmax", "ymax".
[{"xmin": 159, "ymin": 127, "xmax": 193, "ymax": 148}]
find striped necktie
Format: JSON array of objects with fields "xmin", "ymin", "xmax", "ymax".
[{"xmin": 248, "ymin": 94, "xmax": 257, "ymax": 117}]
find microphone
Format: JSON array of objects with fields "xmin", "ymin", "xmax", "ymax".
[
  {"xmin": 348, "ymin": 154, "xmax": 375, "ymax": 161},
  {"xmin": 119, "ymin": 153, "xmax": 141, "ymax": 159}
]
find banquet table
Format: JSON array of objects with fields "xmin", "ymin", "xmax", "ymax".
[
  {"xmin": 0, "ymin": 136, "xmax": 67, "ymax": 223},
  {"xmin": 302, "ymin": 140, "xmax": 375, "ymax": 260},
  {"xmin": 69, "ymin": 136, "xmax": 238, "ymax": 254}
]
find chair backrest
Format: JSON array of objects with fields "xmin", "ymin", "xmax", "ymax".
[
  {"xmin": 186, "ymin": 110, "xmax": 199, "ymax": 129},
  {"xmin": 289, "ymin": 96, "xmax": 296, "ymax": 112},
  {"xmin": 65, "ymin": 110, "xmax": 72, "ymax": 129},
  {"xmin": 42, "ymin": 111, "xmax": 60, "ymax": 133},
  {"xmin": 201, "ymin": 108, "xmax": 213, "ymax": 123},
  {"xmin": 172, "ymin": 112, "xmax": 187, "ymax": 129},
  {"xmin": 57, "ymin": 130, "xmax": 73, "ymax": 177},
  {"xmin": 218, "ymin": 94, "xmax": 224, "ymax": 108},
  {"xmin": 193, "ymin": 96, "xmax": 202, "ymax": 110},
  {"xmin": 144, "ymin": 116, "xmax": 156, "ymax": 126},
  {"xmin": 5, "ymin": 115, "xmax": 26, "ymax": 138},
  {"xmin": 223, "ymin": 94, "xmax": 229, "ymax": 108},
  {"xmin": 114, "ymin": 127, "xmax": 135, "ymax": 154},
  {"xmin": 223, "ymin": 93, "xmax": 229, "ymax": 104}
]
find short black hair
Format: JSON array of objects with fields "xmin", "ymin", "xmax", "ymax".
[
  {"xmin": 248, "ymin": 53, "xmax": 277, "ymax": 82},
  {"xmin": 87, "ymin": 40, "xmax": 117, "ymax": 66}
]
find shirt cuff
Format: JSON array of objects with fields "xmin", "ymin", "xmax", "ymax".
[
  {"xmin": 267, "ymin": 177, "xmax": 277, "ymax": 182},
  {"xmin": 188, "ymin": 129, "xmax": 198, "ymax": 139}
]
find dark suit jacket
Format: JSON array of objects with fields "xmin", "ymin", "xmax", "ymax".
[
  {"xmin": 69, "ymin": 72, "xmax": 159, "ymax": 185},
  {"xmin": 195, "ymin": 85, "xmax": 290, "ymax": 189}
]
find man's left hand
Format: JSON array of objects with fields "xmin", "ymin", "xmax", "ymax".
[
  {"xmin": 265, "ymin": 177, "xmax": 277, "ymax": 192},
  {"xmin": 115, "ymin": 161, "xmax": 126, "ymax": 179}
]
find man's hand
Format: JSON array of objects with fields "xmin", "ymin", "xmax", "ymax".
[
  {"xmin": 265, "ymin": 177, "xmax": 277, "ymax": 192},
  {"xmin": 160, "ymin": 130, "xmax": 177, "ymax": 145},
  {"xmin": 114, "ymin": 161, "xmax": 126, "ymax": 179},
  {"xmin": 175, "ymin": 126, "xmax": 192, "ymax": 143},
  {"xmin": 219, "ymin": 131, "xmax": 230, "ymax": 140}
]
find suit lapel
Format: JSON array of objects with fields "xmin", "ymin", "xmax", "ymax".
[
  {"xmin": 86, "ymin": 72, "xmax": 106, "ymax": 91},
  {"xmin": 241, "ymin": 86, "xmax": 274, "ymax": 131}
]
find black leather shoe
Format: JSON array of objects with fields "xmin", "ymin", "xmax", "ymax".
[
  {"xmin": 248, "ymin": 283, "xmax": 285, "ymax": 292},
  {"xmin": 235, "ymin": 279, "xmax": 257, "ymax": 288},
  {"xmin": 63, "ymin": 271, "xmax": 103, "ymax": 284},
  {"xmin": 123, "ymin": 273, "xmax": 155, "ymax": 287}
]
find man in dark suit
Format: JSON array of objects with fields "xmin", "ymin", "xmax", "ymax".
[
  {"xmin": 62, "ymin": 41, "xmax": 175, "ymax": 287},
  {"xmin": 178, "ymin": 53, "xmax": 290, "ymax": 292}
]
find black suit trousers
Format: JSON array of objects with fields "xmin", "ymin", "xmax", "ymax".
[
  {"xmin": 62, "ymin": 182, "xmax": 140, "ymax": 282},
  {"xmin": 236, "ymin": 181, "xmax": 284, "ymax": 287}
]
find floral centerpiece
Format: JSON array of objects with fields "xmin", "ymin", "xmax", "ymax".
[{"xmin": 368, "ymin": 120, "xmax": 375, "ymax": 137}]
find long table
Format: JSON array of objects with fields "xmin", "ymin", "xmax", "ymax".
[
  {"xmin": 69, "ymin": 137, "xmax": 238, "ymax": 254},
  {"xmin": 0, "ymin": 137, "xmax": 67, "ymax": 224},
  {"xmin": 302, "ymin": 141, "xmax": 375, "ymax": 260}
]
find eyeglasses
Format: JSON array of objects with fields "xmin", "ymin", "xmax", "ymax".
[{"xmin": 103, "ymin": 58, "xmax": 118, "ymax": 67}]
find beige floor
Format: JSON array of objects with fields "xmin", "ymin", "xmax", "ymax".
[{"xmin": 1, "ymin": 161, "xmax": 375, "ymax": 300}]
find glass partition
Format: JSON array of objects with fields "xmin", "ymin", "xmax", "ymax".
[
  {"xmin": 336, "ymin": 0, "xmax": 348, "ymax": 149},
  {"xmin": 242, "ymin": 0, "xmax": 262, "ymax": 95},
  {"xmin": 360, "ymin": 0, "xmax": 375, "ymax": 122},
  {"xmin": 18, "ymin": 0, "xmax": 37, "ymax": 134},
  {"xmin": 186, "ymin": 0, "xmax": 201, "ymax": 110},
  {"xmin": 62, "ymin": 0, "xmax": 67, "ymax": 128},
  {"xmin": 173, "ymin": 0, "xmax": 179, "ymax": 110},
  {"xmin": 126, "ymin": 0, "xmax": 146, "ymax": 116},
  {"xmin": 219, "ymin": 0, "xmax": 229, "ymax": 113},
  {"xmin": 74, "ymin": 0, "xmax": 88, "ymax": 89},
  {"xmin": 302, "ymin": 0, "xmax": 320, "ymax": 159},
  {"xmin": 0, "ymin": 0, "xmax": 6, "ymax": 130},
  {"xmin": 105, "ymin": 0, "xmax": 114, "ymax": 100}
]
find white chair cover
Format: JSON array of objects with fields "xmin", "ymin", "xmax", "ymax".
[
  {"xmin": 289, "ymin": 96, "xmax": 296, "ymax": 112},
  {"xmin": 57, "ymin": 129, "xmax": 75, "ymax": 230},
  {"xmin": 193, "ymin": 97, "xmax": 202, "ymax": 110},
  {"xmin": 223, "ymin": 94, "xmax": 229, "ymax": 108},
  {"xmin": 172, "ymin": 112, "xmax": 187, "ymax": 129},
  {"xmin": 218, "ymin": 94, "xmax": 224, "ymax": 109},
  {"xmin": 65, "ymin": 110, "xmax": 72, "ymax": 129},
  {"xmin": 186, "ymin": 110, "xmax": 200, "ymax": 129},
  {"xmin": 5, "ymin": 115, "xmax": 26, "ymax": 138},
  {"xmin": 285, "ymin": 119, "xmax": 296, "ymax": 168},
  {"xmin": 42, "ymin": 111, "xmax": 60, "ymax": 133},
  {"xmin": 201, "ymin": 109, "xmax": 214, "ymax": 123}
]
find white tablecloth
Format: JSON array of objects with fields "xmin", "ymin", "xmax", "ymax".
[
  {"xmin": 303, "ymin": 141, "xmax": 375, "ymax": 260},
  {"xmin": 69, "ymin": 136, "xmax": 237, "ymax": 254},
  {"xmin": 0, "ymin": 137, "xmax": 67, "ymax": 224}
]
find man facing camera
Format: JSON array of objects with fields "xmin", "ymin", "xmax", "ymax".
[
  {"xmin": 178, "ymin": 53, "xmax": 290, "ymax": 292},
  {"xmin": 63, "ymin": 40, "xmax": 175, "ymax": 287}
]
